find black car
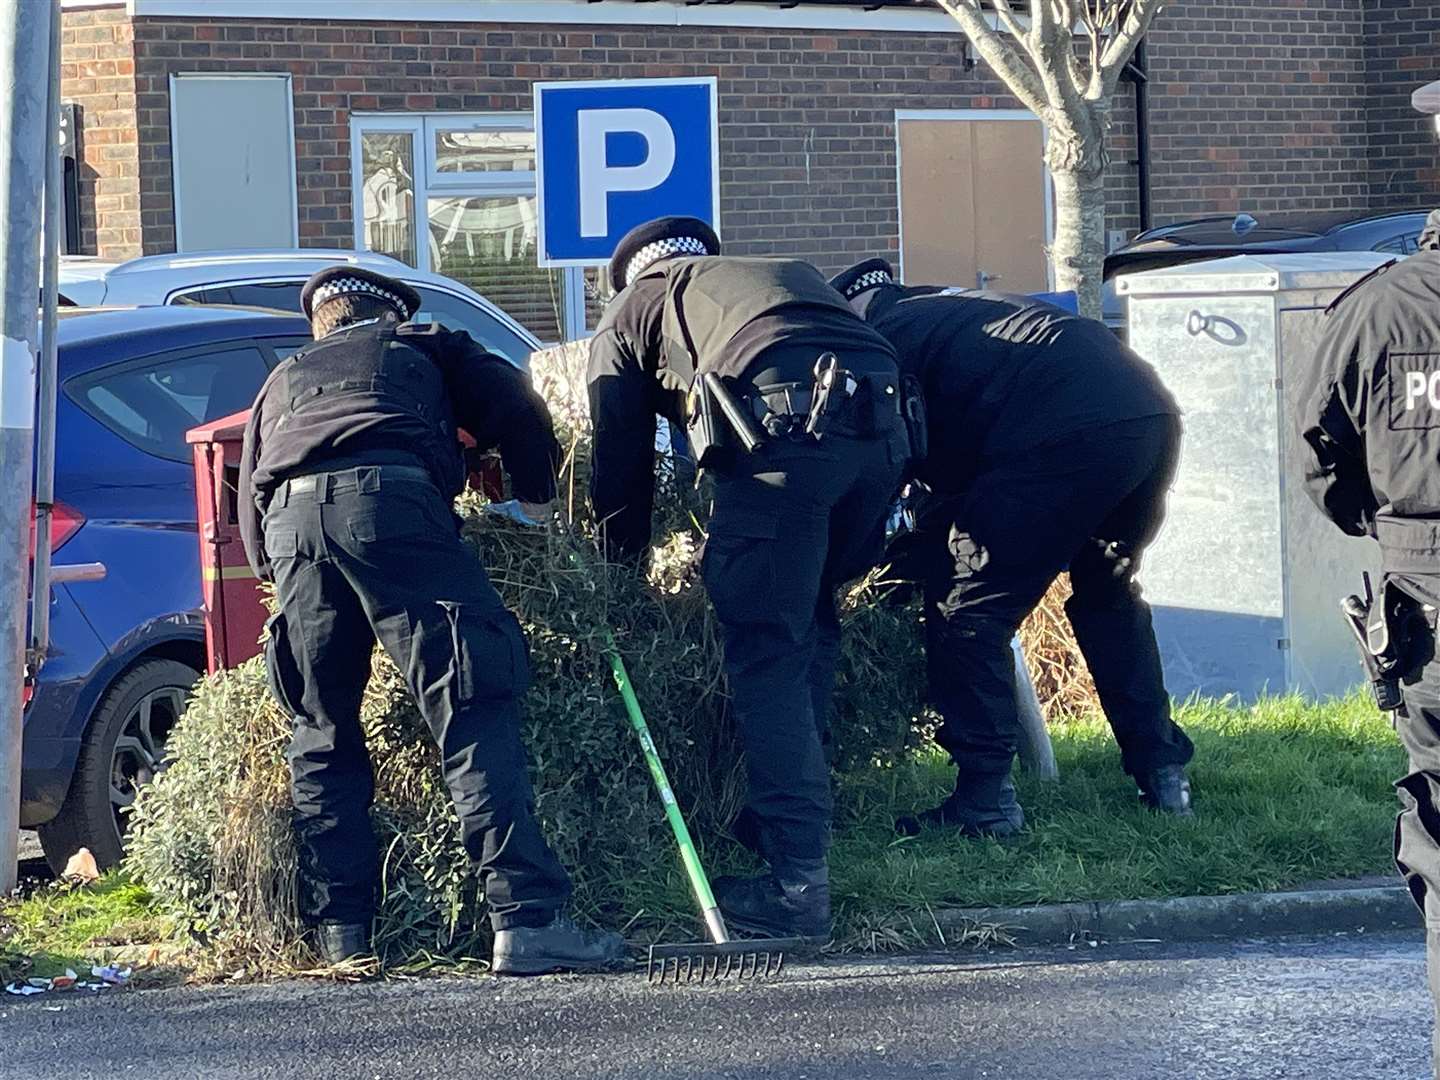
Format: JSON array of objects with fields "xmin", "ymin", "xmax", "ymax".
[{"xmin": 1103, "ymin": 209, "xmax": 1431, "ymax": 333}]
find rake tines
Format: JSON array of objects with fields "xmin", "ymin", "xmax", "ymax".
[{"xmin": 646, "ymin": 939, "xmax": 798, "ymax": 985}]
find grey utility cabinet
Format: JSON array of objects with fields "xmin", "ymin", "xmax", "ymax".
[{"xmin": 1118, "ymin": 252, "xmax": 1392, "ymax": 702}]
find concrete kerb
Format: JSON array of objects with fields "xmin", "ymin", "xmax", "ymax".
[{"xmin": 936, "ymin": 885, "xmax": 1421, "ymax": 946}]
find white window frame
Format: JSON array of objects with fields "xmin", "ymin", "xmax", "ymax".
[{"xmin": 352, "ymin": 112, "xmax": 590, "ymax": 341}]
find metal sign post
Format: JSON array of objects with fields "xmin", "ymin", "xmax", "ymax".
[{"xmin": 0, "ymin": 0, "xmax": 56, "ymax": 895}]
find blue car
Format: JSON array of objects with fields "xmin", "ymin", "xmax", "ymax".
[{"xmin": 23, "ymin": 305, "xmax": 311, "ymax": 871}]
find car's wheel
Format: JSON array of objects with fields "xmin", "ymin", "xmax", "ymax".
[{"xmin": 36, "ymin": 658, "xmax": 199, "ymax": 874}]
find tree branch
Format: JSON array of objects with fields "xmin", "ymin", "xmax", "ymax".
[
  {"xmin": 1098, "ymin": 0, "xmax": 1168, "ymax": 96},
  {"xmin": 989, "ymin": 0, "xmax": 1031, "ymax": 46},
  {"xmin": 1027, "ymin": 0, "xmax": 1086, "ymax": 117},
  {"xmin": 937, "ymin": 0, "xmax": 1049, "ymax": 114}
]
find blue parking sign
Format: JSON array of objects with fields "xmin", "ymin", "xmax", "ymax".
[{"xmin": 534, "ymin": 77, "xmax": 719, "ymax": 267}]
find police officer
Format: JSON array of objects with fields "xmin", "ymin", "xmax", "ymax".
[
  {"xmin": 1296, "ymin": 214, "xmax": 1440, "ymax": 1069},
  {"xmin": 830, "ymin": 260, "xmax": 1194, "ymax": 836},
  {"xmin": 589, "ymin": 218, "xmax": 909, "ymax": 942},
  {"xmin": 239, "ymin": 266, "xmax": 625, "ymax": 972}
]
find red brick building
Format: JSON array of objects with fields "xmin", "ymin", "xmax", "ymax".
[{"xmin": 60, "ymin": 0, "xmax": 1439, "ymax": 341}]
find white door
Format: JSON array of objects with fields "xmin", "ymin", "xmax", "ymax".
[{"xmin": 171, "ymin": 75, "xmax": 298, "ymax": 252}]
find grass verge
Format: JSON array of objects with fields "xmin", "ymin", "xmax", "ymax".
[
  {"xmin": 0, "ymin": 875, "xmax": 172, "ymax": 983},
  {"xmin": 1, "ymin": 692, "xmax": 1406, "ymax": 975}
]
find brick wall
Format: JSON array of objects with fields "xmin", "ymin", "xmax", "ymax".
[
  {"xmin": 61, "ymin": 6, "xmax": 141, "ymax": 258},
  {"xmin": 1365, "ymin": 0, "xmax": 1440, "ymax": 206},
  {"xmin": 123, "ymin": 17, "xmax": 1015, "ymax": 270},
  {"xmin": 61, "ymin": 2, "xmax": 1438, "ymax": 266},
  {"xmin": 1144, "ymin": 0, "xmax": 1374, "ymax": 221}
]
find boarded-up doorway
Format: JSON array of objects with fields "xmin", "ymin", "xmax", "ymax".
[{"xmin": 896, "ymin": 110, "xmax": 1051, "ymax": 292}]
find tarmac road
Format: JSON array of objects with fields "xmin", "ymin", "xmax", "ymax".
[{"xmin": 0, "ymin": 933, "xmax": 1430, "ymax": 1080}]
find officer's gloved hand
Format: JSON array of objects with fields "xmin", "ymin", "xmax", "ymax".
[{"xmin": 485, "ymin": 499, "xmax": 552, "ymax": 527}]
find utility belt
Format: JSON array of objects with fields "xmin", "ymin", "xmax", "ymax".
[
  {"xmin": 272, "ymin": 463, "xmax": 435, "ymax": 506},
  {"xmin": 1342, "ymin": 518, "xmax": 1440, "ymax": 714},
  {"xmin": 686, "ymin": 352, "xmax": 926, "ymax": 470}
]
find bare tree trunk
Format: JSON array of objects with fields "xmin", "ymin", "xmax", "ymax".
[
  {"xmin": 1043, "ymin": 101, "xmax": 1109, "ymax": 322},
  {"xmin": 1048, "ymin": 161, "xmax": 1109, "ymax": 322}
]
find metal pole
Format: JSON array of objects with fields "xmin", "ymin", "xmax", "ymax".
[
  {"xmin": 30, "ymin": 0, "xmax": 61, "ymax": 688},
  {"xmin": 0, "ymin": 0, "xmax": 56, "ymax": 896}
]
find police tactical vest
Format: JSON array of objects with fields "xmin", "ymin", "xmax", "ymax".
[
  {"xmin": 278, "ymin": 323, "xmax": 465, "ymax": 496},
  {"xmin": 660, "ymin": 257, "xmax": 856, "ymax": 375},
  {"xmin": 1345, "ymin": 253, "xmax": 1440, "ymax": 526}
]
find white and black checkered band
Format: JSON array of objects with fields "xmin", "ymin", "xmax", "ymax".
[
  {"xmin": 844, "ymin": 269, "xmax": 893, "ymax": 299},
  {"xmin": 624, "ymin": 236, "xmax": 712, "ymax": 287},
  {"xmin": 310, "ymin": 277, "xmax": 409, "ymax": 314}
]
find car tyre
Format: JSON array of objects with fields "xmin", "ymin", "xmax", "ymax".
[{"xmin": 36, "ymin": 658, "xmax": 199, "ymax": 874}]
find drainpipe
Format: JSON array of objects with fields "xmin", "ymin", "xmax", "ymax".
[{"xmin": 1124, "ymin": 39, "xmax": 1153, "ymax": 233}]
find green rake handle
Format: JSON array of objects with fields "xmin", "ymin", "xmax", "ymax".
[{"xmin": 603, "ymin": 630, "xmax": 731, "ymax": 947}]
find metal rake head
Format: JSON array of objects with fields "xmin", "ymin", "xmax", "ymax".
[{"xmin": 646, "ymin": 938, "xmax": 804, "ymax": 986}]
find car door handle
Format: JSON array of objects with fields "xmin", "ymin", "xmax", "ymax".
[{"xmin": 50, "ymin": 562, "xmax": 107, "ymax": 583}]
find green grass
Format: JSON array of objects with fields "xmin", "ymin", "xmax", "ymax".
[
  {"xmin": 0, "ymin": 875, "xmax": 169, "ymax": 982},
  {"xmin": 1, "ymin": 693, "xmax": 1408, "ymax": 970},
  {"xmin": 824, "ymin": 692, "xmax": 1403, "ymax": 940}
]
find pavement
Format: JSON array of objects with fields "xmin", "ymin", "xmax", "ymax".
[{"xmin": 0, "ymin": 933, "xmax": 1431, "ymax": 1080}]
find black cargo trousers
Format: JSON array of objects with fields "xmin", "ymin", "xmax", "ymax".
[
  {"xmin": 260, "ymin": 464, "xmax": 571, "ymax": 930},
  {"xmin": 701, "ymin": 356, "xmax": 909, "ymax": 866},
  {"xmin": 1377, "ymin": 521, "xmax": 1440, "ymax": 1076},
  {"xmin": 914, "ymin": 415, "xmax": 1194, "ymax": 801}
]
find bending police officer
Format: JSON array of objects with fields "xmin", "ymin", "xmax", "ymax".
[
  {"xmin": 1296, "ymin": 214, "xmax": 1440, "ymax": 1071},
  {"xmin": 239, "ymin": 266, "xmax": 625, "ymax": 972},
  {"xmin": 830, "ymin": 260, "xmax": 1194, "ymax": 837},
  {"xmin": 588, "ymin": 218, "xmax": 910, "ymax": 942}
]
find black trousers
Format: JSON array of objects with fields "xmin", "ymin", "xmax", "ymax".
[
  {"xmin": 261, "ymin": 465, "xmax": 571, "ymax": 930},
  {"xmin": 911, "ymin": 415, "xmax": 1193, "ymax": 795},
  {"xmin": 1384, "ymin": 569, "xmax": 1440, "ymax": 1076},
  {"xmin": 702, "ymin": 433, "xmax": 906, "ymax": 864}
]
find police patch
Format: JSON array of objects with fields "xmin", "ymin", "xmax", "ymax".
[{"xmin": 1388, "ymin": 352, "xmax": 1440, "ymax": 430}]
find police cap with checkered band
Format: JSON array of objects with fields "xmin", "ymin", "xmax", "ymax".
[
  {"xmin": 300, "ymin": 265, "xmax": 423, "ymax": 322},
  {"xmin": 608, "ymin": 216, "xmax": 722, "ymax": 293},
  {"xmin": 828, "ymin": 259, "xmax": 895, "ymax": 303}
]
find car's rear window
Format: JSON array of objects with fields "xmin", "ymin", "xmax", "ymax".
[
  {"xmin": 174, "ymin": 281, "xmax": 305, "ymax": 311},
  {"xmin": 170, "ymin": 279, "xmax": 532, "ymax": 365},
  {"xmin": 67, "ymin": 344, "xmax": 270, "ymax": 463}
]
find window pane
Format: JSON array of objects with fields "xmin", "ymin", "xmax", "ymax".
[
  {"xmin": 412, "ymin": 286, "xmax": 533, "ymax": 365},
  {"xmin": 434, "ymin": 129, "xmax": 535, "ymax": 175},
  {"xmin": 70, "ymin": 346, "xmax": 270, "ymax": 462},
  {"xmin": 428, "ymin": 194, "xmax": 563, "ymax": 344},
  {"xmin": 361, "ymin": 131, "xmax": 417, "ymax": 267},
  {"xmin": 171, "ymin": 281, "xmax": 304, "ymax": 312}
]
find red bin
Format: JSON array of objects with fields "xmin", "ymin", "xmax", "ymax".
[{"xmin": 186, "ymin": 411, "xmax": 503, "ymax": 675}]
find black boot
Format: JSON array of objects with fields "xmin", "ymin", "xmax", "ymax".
[
  {"xmin": 491, "ymin": 913, "xmax": 628, "ymax": 976},
  {"xmin": 896, "ymin": 774, "xmax": 1025, "ymax": 839},
  {"xmin": 1137, "ymin": 764, "xmax": 1194, "ymax": 816},
  {"xmin": 315, "ymin": 922, "xmax": 371, "ymax": 964},
  {"xmin": 712, "ymin": 858, "xmax": 830, "ymax": 944}
]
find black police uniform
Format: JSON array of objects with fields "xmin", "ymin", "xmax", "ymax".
[
  {"xmin": 1296, "ymin": 239, "xmax": 1440, "ymax": 1068},
  {"xmin": 239, "ymin": 317, "xmax": 571, "ymax": 932},
  {"xmin": 863, "ymin": 283, "xmax": 1193, "ymax": 813},
  {"xmin": 588, "ymin": 256, "xmax": 909, "ymax": 869}
]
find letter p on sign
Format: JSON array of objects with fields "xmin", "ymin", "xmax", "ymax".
[{"xmin": 535, "ymin": 78, "xmax": 719, "ymax": 267}]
